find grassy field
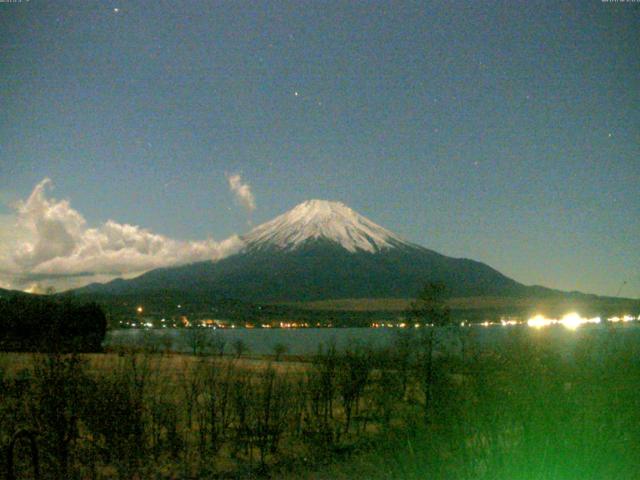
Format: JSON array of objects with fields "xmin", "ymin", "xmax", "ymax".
[{"xmin": 2, "ymin": 325, "xmax": 640, "ymax": 479}]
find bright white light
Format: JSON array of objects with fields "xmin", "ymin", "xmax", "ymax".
[
  {"xmin": 609, "ymin": 315, "xmax": 636, "ymax": 323},
  {"xmin": 527, "ymin": 312, "xmax": 600, "ymax": 330},
  {"xmin": 500, "ymin": 319, "xmax": 518, "ymax": 326},
  {"xmin": 527, "ymin": 315, "xmax": 556, "ymax": 329},
  {"xmin": 560, "ymin": 312, "xmax": 583, "ymax": 330}
]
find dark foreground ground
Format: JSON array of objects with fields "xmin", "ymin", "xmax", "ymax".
[{"xmin": 1, "ymin": 325, "xmax": 639, "ymax": 479}]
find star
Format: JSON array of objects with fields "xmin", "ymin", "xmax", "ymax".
[
  {"xmin": 113, "ymin": 8, "xmax": 120, "ymax": 13},
  {"xmin": 607, "ymin": 132, "xmax": 613, "ymax": 138},
  {"xmin": 294, "ymin": 91, "xmax": 299, "ymax": 97}
]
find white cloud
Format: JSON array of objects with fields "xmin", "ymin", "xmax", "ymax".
[
  {"xmin": 226, "ymin": 173, "xmax": 256, "ymax": 214},
  {"xmin": 0, "ymin": 178, "xmax": 244, "ymax": 291}
]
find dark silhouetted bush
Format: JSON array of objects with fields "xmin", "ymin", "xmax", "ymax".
[{"xmin": 0, "ymin": 295, "xmax": 106, "ymax": 352}]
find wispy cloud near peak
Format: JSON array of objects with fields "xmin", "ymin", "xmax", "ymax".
[{"xmin": 226, "ymin": 173, "xmax": 256, "ymax": 215}]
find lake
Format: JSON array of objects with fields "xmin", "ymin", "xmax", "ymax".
[{"xmin": 105, "ymin": 322, "xmax": 640, "ymax": 356}]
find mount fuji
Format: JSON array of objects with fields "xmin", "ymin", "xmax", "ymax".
[{"xmin": 77, "ymin": 200, "xmax": 535, "ymax": 301}]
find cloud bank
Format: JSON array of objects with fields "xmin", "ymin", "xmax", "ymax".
[
  {"xmin": 0, "ymin": 179, "xmax": 244, "ymax": 291},
  {"xmin": 226, "ymin": 173, "xmax": 256, "ymax": 214}
]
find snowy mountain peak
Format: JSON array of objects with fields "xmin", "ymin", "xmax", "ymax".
[{"xmin": 242, "ymin": 199, "xmax": 409, "ymax": 253}]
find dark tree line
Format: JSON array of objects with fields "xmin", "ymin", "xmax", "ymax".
[{"xmin": 0, "ymin": 294, "xmax": 106, "ymax": 352}]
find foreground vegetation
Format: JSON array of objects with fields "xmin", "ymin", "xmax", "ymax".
[
  {"xmin": 0, "ymin": 294, "xmax": 106, "ymax": 352},
  {"xmin": 1, "ymin": 324, "xmax": 639, "ymax": 479}
]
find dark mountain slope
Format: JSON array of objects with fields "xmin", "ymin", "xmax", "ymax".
[{"xmin": 77, "ymin": 239, "xmax": 527, "ymax": 302}]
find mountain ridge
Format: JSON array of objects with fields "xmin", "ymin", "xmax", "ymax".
[{"xmin": 73, "ymin": 200, "xmax": 622, "ymax": 304}]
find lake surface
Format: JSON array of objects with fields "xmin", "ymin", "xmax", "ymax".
[{"xmin": 106, "ymin": 323, "xmax": 640, "ymax": 356}]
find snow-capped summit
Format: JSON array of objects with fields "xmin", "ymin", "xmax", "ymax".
[{"xmin": 242, "ymin": 199, "xmax": 410, "ymax": 253}]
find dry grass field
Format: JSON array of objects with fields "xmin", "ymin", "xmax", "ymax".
[{"xmin": 2, "ymin": 325, "xmax": 640, "ymax": 479}]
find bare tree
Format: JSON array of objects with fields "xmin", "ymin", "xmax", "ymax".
[
  {"xmin": 272, "ymin": 342, "xmax": 289, "ymax": 362},
  {"xmin": 230, "ymin": 369, "xmax": 253, "ymax": 460},
  {"xmin": 184, "ymin": 327, "xmax": 208, "ymax": 356},
  {"xmin": 408, "ymin": 282, "xmax": 452, "ymax": 425},
  {"xmin": 252, "ymin": 366, "xmax": 292, "ymax": 470},
  {"xmin": 200, "ymin": 360, "xmax": 235, "ymax": 454},
  {"xmin": 305, "ymin": 342, "xmax": 338, "ymax": 450},
  {"xmin": 209, "ymin": 331, "xmax": 227, "ymax": 357},
  {"xmin": 232, "ymin": 339, "xmax": 249, "ymax": 359},
  {"xmin": 30, "ymin": 354, "xmax": 87, "ymax": 479},
  {"xmin": 337, "ymin": 344, "xmax": 372, "ymax": 436}
]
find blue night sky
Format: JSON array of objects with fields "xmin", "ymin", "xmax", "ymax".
[{"xmin": 0, "ymin": 1, "xmax": 638, "ymax": 296}]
